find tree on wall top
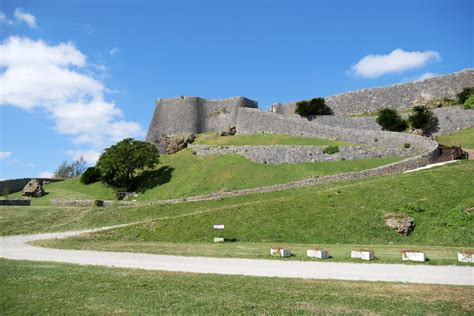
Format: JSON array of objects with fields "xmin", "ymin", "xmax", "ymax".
[{"xmin": 295, "ymin": 98, "xmax": 332, "ymax": 117}]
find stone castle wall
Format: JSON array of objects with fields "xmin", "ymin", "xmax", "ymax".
[
  {"xmin": 145, "ymin": 96, "xmax": 258, "ymax": 143},
  {"xmin": 0, "ymin": 178, "xmax": 63, "ymax": 195},
  {"xmin": 269, "ymin": 69, "xmax": 474, "ymax": 115}
]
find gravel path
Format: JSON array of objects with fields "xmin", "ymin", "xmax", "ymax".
[{"xmin": 1, "ymin": 228, "xmax": 472, "ymax": 285}]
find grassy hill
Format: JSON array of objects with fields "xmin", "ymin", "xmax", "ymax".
[
  {"xmin": 437, "ymin": 128, "xmax": 474, "ymax": 149},
  {"xmin": 21, "ymin": 150, "xmax": 403, "ymax": 205}
]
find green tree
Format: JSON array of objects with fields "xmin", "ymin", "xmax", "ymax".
[
  {"xmin": 295, "ymin": 98, "xmax": 332, "ymax": 117},
  {"xmin": 96, "ymin": 138, "xmax": 160, "ymax": 191},
  {"xmin": 456, "ymin": 87, "xmax": 474, "ymax": 105},
  {"xmin": 375, "ymin": 108, "xmax": 408, "ymax": 132},
  {"xmin": 408, "ymin": 106, "xmax": 438, "ymax": 133},
  {"xmin": 53, "ymin": 156, "xmax": 87, "ymax": 178}
]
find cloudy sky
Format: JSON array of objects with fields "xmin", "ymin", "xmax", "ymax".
[{"xmin": 0, "ymin": 0, "xmax": 472, "ymax": 179}]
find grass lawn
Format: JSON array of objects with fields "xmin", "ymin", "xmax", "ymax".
[
  {"xmin": 15, "ymin": 152, "xmax": 403, "ymax": 204},
  {"xmin": 1, "ymin": 259, "xmax": 472, "ymax": 314},
  {"xmin": 6, "ymin": 161, "xmax": 472, "ymax": 249},
  {"xmin": 194, "ymin": 132, "xmax": 352, "ymax": 146},
  {"xmin": 437, "ymin": 128, "xmax": 474, "ymax": 149}
]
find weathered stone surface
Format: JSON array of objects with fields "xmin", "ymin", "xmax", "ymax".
[
  {"xmin": 155, "ymin": 133, "xmax": 196, "ymax": 154},
  {"xmin": 220, "ymin": 126, "xmax": 236, "ymax": 136},
  {"xmin": 22, "ymin": 179, "xmax": 45, "ymax": 198},
  {"xmin": 50, "ymin": 199, "xmax": 113, "ymax": 207},
  {"xmin": 450, "ymin": 146, "xmax": 469, "ymax": 160},
  {"xmin": 384, "ymin": 214, "xmax": 416, "ymax": 235}
]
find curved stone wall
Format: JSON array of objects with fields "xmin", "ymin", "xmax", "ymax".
[
  {"xmin": 189, "ymin": 144, "xmax": 414, "ymax": 164},
  {"xmin": 146, "ymin": 96, "xmax": 258, "ymax": 143},
  {"xmin": 270, "ymin": 69, "xmax": 474, "ymax": 115}
]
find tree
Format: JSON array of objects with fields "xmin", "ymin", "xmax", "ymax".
[
  {"xmin": 53, "ymin": 156, "xmax": 87, "ymax": 178},
  {"xmin": 456, "ymin": 87, "xmax": 474, "ymax": 105},
  {"xmin": 295, "ymin": 98, "xmax": 332, "ymax": 117},
  {"xmin": 96, "ymin": 138, "xmax": 160, "ymax": 191},
  {"xmin": 80, "ymin": 167, "xmax": 102, "ymax": 184},
  {"xmin": 408, "ymin": 106, "xmax": 438, "ymax": 133},
  {"xmin": 375, "ymin": 108, "xmax": 408, "ymax": 132}
]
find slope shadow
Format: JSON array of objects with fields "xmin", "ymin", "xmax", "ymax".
[{"xmin": 136, "ymin": 166, "xmax": 174, "ymax": 192}]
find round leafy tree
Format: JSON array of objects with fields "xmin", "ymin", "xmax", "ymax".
[
  {"xmin": 96, "ymin": 138, "xmax": 160, "ymax": 191},
  {"xmin": 375, "ymin": 108, "xmax": 408, "ymax": 132},
  {"xmin": 295, "ymin": 98, "xmax": 332, "ymax": 117},
  {"xmin": 408, "ymin": 106, "xmax": 438, "ymax": 132}
]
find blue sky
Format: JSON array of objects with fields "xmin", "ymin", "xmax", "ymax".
[{"xmin": 0, "ymin": 0, "xmax": 473, "ymax": 179}]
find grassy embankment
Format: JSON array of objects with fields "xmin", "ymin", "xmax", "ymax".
[
  {"xmin": 1, "ymin": 259, "xmax": 472, "ymax": 314},
  {"xmin": 437, "ymin": 128, "xmax": 474, "ymax": 149}
]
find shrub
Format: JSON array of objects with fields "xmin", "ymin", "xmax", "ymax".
[
  {"xmin": 80, "ymin": 167, "xmax": 102, "ymax": 185},
  {"xmin": 375, "ymin": 108, "xmax": 408, "ymax": 132},
  {"xmin": 462, "ymin": 94, "xmax": 474, "ymax": 110},
  {"xmin": 408, "ymin": 106, "xmax": 438, "ymax": 132},
  {"xmin": 295, "ymin": 98, "xmax": 332, "ymax": 117},
  {"xmin": 457, "ymin": 87, "xmax": 474, "ymax": 104},
  {"xmin": 96, "ymin": 138, "xmax": 160, "ymax": 192},
  {"xmin": 404, "ymin": 142, "xmax": 411, "ymax": 149},
  {"xmin": 323, "ymin": 145, "xmax": 339, "ymax": 154}
]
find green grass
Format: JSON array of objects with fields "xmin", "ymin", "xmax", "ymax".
[
  {"xmin": 437, "ymin": 128, "xmax": 474, "ymax": 150},
  {"xmin": 6, "ymin": 161, "xmax": 472, "ymax": 249},
  {"xmin": 1, "ymin": 259, "xmax": 472, "ymax": 314},
  {"xmin": 18, "ymin": 151, "xmax": 403, "ymax": 204},
  {"xmin": 194, "ymin": 131, "xmax": 352, "ymax": 146}
]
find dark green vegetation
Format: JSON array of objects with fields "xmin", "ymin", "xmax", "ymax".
[
  {"xmin": 80, "ymin": 166, "xmax": 101, "ymax": 184},
  {"xmin": 375, "ymin": 108, "xmax": 408, "ymax": 132},
  {"xmin": 194, "ymin": 132, "xmax": 350, "ymax": 146},
  {"xmin": 96, "ymin": 138, "xmax": 160, "ymax": 191},
  {"xmin": 1, "ymin": 259, "xmax": 472, "ymax": 314},
  {"xmin": 295, "ymin": 97, "xmax": 332, "ymax": 117},
  {"xmin": 437, "ymin": 128, "xmax": 474, "ymax": 150},
  {"xmin": 408, "ymin": 106, "xmax": 438, "ymax": 132},
  {"xmin": 457, "ymin": 87, "xmax": 474, "ymax": 106},
  {"xmin": 323, "ymin": 145, "xmax": 340, "ymax": 154},
  {"xmin": 14, "ymin": 152, "xmax": 402, "ymax": 204}
]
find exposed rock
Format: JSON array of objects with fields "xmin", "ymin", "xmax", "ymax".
[
  {"xmin": 384, "ymin": 214, "xmax": 416, "ymax": 236},
  {"xmin": 220, "ymin": 126, "xmax": 236, "ymax": 136},
  {"xmin": 464, "ymin": 207, "xmax": 474, "ymax": 214},
  {"xmin": 450, "ymin": 146, "xmax": 469, "ymax": 160},
  {"xmin": 22, "ymin": 179, "xmax": 45, "ymax": 198},
  {"xmin": 156, "ymin": 133, "xmax": 196, "ymax": 154},
  {"xmin": 410, "ymin": 128, "xmax": 424, "ymax": 136},
  {"xmin": 116, "ymin": 192, "xmax": 137, "ymax": 201}
]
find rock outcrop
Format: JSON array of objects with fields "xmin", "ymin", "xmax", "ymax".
[
  {"xmin": 384, "ymin": 214, "xmax": 416, "ymax": 236},
  {"xmin": 22, "ymin": 179, "xmax": 45, "ymax": 198}
]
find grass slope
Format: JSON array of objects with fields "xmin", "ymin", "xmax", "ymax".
[
  {"xmin": 1, "ymin": 259, "xmax": 472, "ymax": 314},
  {"xmin": 194, "ymin": 132, "xmax": 352, "ymax": 146},
  {"xmin": 12, "ymin": 162, "xmax": 472, "ymax": 250},
  {"xmin": 22, "ymin": 151, "xmax": 402, "ymax": 204},
  {"xmin": 437, "ymin": 128, "xmax": 474, "ymax": 149}
]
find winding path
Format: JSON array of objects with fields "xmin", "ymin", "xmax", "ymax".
[{"xmin": 1, "ymin": 227, "xmax": 472, "ymax": 286}]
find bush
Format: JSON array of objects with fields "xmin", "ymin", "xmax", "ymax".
[
  {"xmin": 96, "ymin": 138, "xmax": 160, "ymax": 192},
  {"xmin": 462, "ymin": 94, "xmax": 474, "ymax": 110},
  {"xmin": 404, "ymin": 142, "xmax": 411, "ymax": 149},
  {"xmin": 295, "ymin": 98, "xmax": 332, "ymax": 117},
  {"xmin": 80, "ymin": 167, "xmax": 102, "ymax": 185},
  {"xmin": 375, "ymin": 108, "xmax": 408, "ymax": 132},
  {"xmin": 457, "ymin": 87, "xmax": 474, "ymax": 104},
  {"xmin": 408, "ymin": 106, "xmax": 438, "ymax": 132},
  {"xmin": 323, "ymin": 145, "xmax": 339, "ymax": 155}
]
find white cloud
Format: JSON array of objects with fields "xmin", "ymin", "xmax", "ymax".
[
  {"xmin": 109, "ymin": 47, "xmax": 119, "ymax": 56},
  {"xmin": 14, "ymin": 8, "xmax": 38, "ymax": 29},
  {"xmin": 0, "ymin": 36, "xmax": 144, "ymax": 150},
  {"xmin": 349, "ymin": 49, "xmax": 441, "ymax": 78},
  {"xmin": 38, "ymin": 171, "xmax": 54, "ymax": 178},
  {"xmin": 0, "ymin": 151, "xmax": 12, "ymax": 159},
  {"xmin": 65, "ymin": 150, "xmax": 100, "ymax": 164}
]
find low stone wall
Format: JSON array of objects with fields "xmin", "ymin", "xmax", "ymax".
[
  {"xmin": 270, "ymin": 69, "xmax": 474, "ymax": 115},
  {"xmin": 190, "ymin": 144, "xmax": 415, "ymax": 164},
  {"xmin": 0, "ymin": 199, "xmax": 31, "ymax": 206},
  {"xmin": 50, "ymin": 199, "xmax": 113, "ymax": 207}
]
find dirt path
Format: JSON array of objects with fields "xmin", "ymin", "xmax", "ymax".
[{"xmin": 1, "ymin": 228, "xmax": 472, "ymax": 286}]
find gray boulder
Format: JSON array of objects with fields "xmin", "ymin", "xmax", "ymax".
[
  {"xmin": 22, "ymin": 179, "xmax": 45, "ymax": 198},
  {"xmin": 156, "ymin": 133, "xmax": 196, "ymax": 154},
  {"xmin": 384, "ymin": 214, "xmax": 416, "ymax": 236}
]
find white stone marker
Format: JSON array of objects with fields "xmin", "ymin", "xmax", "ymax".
[
  {"xmin": 307, "ymin": 249, "xmax": 329, "ymax": 259},
  {"xmin": 351, "ymin": 250, "xmax": 374, "ymax": 261},
  {"xmin": 213, "ymin": 237, "xmax": 224, "ymax": 243},
  {"xmin": 401, "ymin": 251, "xmax": 426, "ymax": 262},
  {"xmin": 457, "ymin": 252, "xmax": 474, "ymax": 263},
  {"xmin": 280, "ymin": 248, "xmax": 291, "ymax": 257}
]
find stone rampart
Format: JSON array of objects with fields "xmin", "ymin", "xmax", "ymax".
[
  {"xmin": 0, "ymin": 178, "xmax": 63, "ymax": 195},
  {"xmin": 146, "ymin": 96, "xmax": 258, "ymax": 143},
  {"xmin": 189, "ymin": 144, "xmax": 414, "ymax": 164},
  {"xmin": 270, "ymin": 69, "xmax": 474, "ymax": 115}
]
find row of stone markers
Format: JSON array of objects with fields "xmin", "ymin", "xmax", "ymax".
[{"xmin": 268, "ymin": 247, "xmax": 474, "ymax": 263}]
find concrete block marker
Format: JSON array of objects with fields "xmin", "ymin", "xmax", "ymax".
[
  {"xmin": 401, "ymin": 250, "xmax": 426, "ymax": 262},
  {"xmin": 307, "ymin": 249, "xmax": 329, "ymax": 259},
  {"xmin": 351, "ymin": 250, "xmax": 374, "ymax": 261},
  {"xmin": 457, "ymin": 251, "xmax": 474, "ymax": 263},
  {"xmin": 213, "ymin": 237, "xmax": 224, "ymax": 243},
  {"xmin": 270, "ymin": 247, "xmax": 291, "ymax": 257}
]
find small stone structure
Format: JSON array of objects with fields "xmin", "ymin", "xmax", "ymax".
[
  {"xmin": 51, "ymin": 199, "xmax": 113, "ymax": 207},
  {"xmin": 351, "ymin": 250, "xmax": 375, "ymax": 261},
  {"xmin": 401, "ymin": 250, "xmax": 426, "ymax": 262},
  {"xmin": 307, "ymin": 249, "xmax": 329, "ymax": 259},
  {"xmin": 0, "ymin": 199, "xmax": 31, "ymax": 206},
  {"xmin": 384, "ymin": 214, "xmax": 416, "ymax": 236},
  {"xmin": 155, "ymin": 133, "xmax": 196, "ymax": 154},
  {"xmin": 22, "ymin": 179, "xmax": 45, "ymax": 198}
]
